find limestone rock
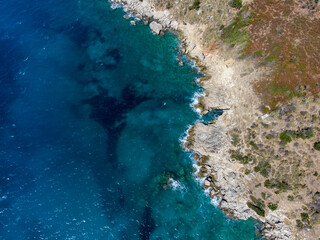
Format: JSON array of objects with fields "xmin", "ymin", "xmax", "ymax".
[
  {"xmin": 198, "ymin": 53, "xmax": 205, "ymax": 61},
  {"xmin": 204, "ymin": 180, "xmax": 211, "ymax": 187},
  {"xmin": 170, "ymin": 20, "xmax": 178, "ymax": 30},
  {"xmin": 149, "ymin": 21, "xmax": 163, "ymax": 35}
]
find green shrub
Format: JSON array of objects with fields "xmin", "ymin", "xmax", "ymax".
[
  {"xmin": 305, "ymin": 129, "xmax": 314, "ymax": 139},
  {"xmin": 254, "ymin": 166, "xmax": 261, "ymax": 172},
  {"xmin": 277, "ymin": 181, "xmax": 289, "ymax": 193},
  {"xmin": 288, "ymin": 195, "xmax": 294, "ymax": 201},
  {"xmin": 247, "ymin": 196, "xmax": 265, "ymax": 217},
  {"xmin": 280, "ymin": 131, "xmax": 292, "ymax": 143},
  {"xmin": 253, "ymin": 51, "xmax": 264, "ymax": 58},
  {"xmin": 296, "ymin": 219, "xmax": 304, "ymax": 229},
  {"xmin": 189, "ymin": 0, "xmax": 200, "ymax": 10},
  {"xmin": 230, "ymin": 151, "xmax": 252, "ymax": 164},
  {"xmin": 166, "ymin": 1, "xmax": 172, "ymax": 9},
  {"xmin": 264, "ymin": 179, "xmax": 274, "ymax": 188},
  {"xmin": 301, "ymin": 212, "xmax": 309, "ymax": 222},
  {"xmin": 255, "ymin": 161, "xmax": 271, "ymax": 178},
  {"xmin": 262, "ymin": 54, "xmax": 276, "ymax": 66},
  {"xmin": 230, "ymin": 0, "xmax": 242, "ymax": 9},
  {"xmin": 249, "ymin": 140, "xmax": 258, "ymax": 150},
  {"xmin": 260, "ymin": 168, "xmax": 269, "ymax": 178},
  {"xmin": 231, "ymin": 134, "xmax": 240, "ymax": 146},
  {"xmin": 261, "ymin": 192, "xmax": 266, "ymax": 200},
  {"xmin": 291, "ymin": 128, "xmax": 314, "ymax": 139},
  {"xmin": 268, "ymin": 202, "xmax": 278, "ymax": 211},
  {"xmin": 314, "ymin": 142, "xmax": 320, "ymax": 151},
  {"xmin": 264, "ymin": 179, "xmax": 288, "ymax": 192}
]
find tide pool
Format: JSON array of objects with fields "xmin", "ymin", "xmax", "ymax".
[{"xmin": 0, "ymin": 0, "xmax": 260, "ymax": 239}]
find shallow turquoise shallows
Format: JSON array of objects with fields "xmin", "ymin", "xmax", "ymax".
[{"xmin": 0, "ymin": 0, "xmax": 261, "ymax": 239}]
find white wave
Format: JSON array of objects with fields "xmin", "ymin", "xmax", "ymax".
[
  {"xmin": 190, "ymin": 90, "xmax": 206, "ymax": 116},
  {"xmin": 179, "ymin": 124, "xmax": 193, "ymax": 151},
  {"xmin": 168, "ymin": 178, "xmax": 186, "ymax": 192},
  {"xmin": 110, "ymin": 2, "xmax": 122, "ymax": 9},
  {"xmin": 210, "ymin": 196, "xmax": 222, "ymax": 207}
]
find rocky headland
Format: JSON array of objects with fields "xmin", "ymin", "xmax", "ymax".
[{"xmin": 109, "ymin": 0, "xmax": 320, "ymax": 239}]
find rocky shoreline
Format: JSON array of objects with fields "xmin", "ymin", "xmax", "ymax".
[{"xmin": 108, "ymin": 0, "xmax": 293, "ymax": 238}]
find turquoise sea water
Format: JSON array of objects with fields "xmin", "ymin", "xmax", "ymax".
[{"xmin": 0, "ymin": 0, "xmax": 260, "ymax": 239}]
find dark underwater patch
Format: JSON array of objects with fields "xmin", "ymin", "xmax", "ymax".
[
  {"xmin": 0, "ymin": 37, "xmax": 26, "ymax": 124},
  {"xmin": 84, "ymin": 83, "xmax": 151, "ymax": 168},
  {"xmin": 139, "ymin": 206, "xmax": 156, "ymax": 240},
  {"xmin": 59, "ymin": 20, "xmax": 91, "ymax": 46}
]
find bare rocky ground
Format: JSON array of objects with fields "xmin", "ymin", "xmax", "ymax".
[{"xmin": 109, "ymin": 0, "xmax": 320, "ymax": 238}]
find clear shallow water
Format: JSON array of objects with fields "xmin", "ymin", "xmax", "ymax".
[{"xmin": 0, "ymin": 0, "xmax": 260, "ymax": 239}]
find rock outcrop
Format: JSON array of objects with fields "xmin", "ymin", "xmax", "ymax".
[{"xmin": 149, "ymin": 21, "xmax": 162, "ymax": 35}]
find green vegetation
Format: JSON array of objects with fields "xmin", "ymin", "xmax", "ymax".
[
  {"xmin": 221, "ymin": 9, "xmax": 252, "ymax": 50},
  {"xmin": 280, "ymin": 131, "xmax": 292, "ymax": 143},
  {"xmin": 261, "ymin": 192, "xmax": 266, "ymax": 200},
  {"xmin": 296, "ymin": 219, "xmax": 304, "ymax": 229},
  {"xmin": 288, "ymin": 195, "xmax": 294, "ymax": 201},
  {"xmin": 230, "ymin": 150, "xmax": 253, "ymax": 164},
  {"xmin": 314, "ymin": 142, "xmax": 320, "ymax": 151},
  {"xmin": 276, "ymin": 181, "xmax": 289, "ymax": 193},
  {"xmin": 268, "ymin": 202, "xmax": 278, "ymax": 211},
  {"xmin": 279, "ymin": 128, "xmax": 314, "ymax": 144},
  {"xmin": 264, "ymin": 179, "xmax": 275, "ymax": 189},
  {"xmin": 230, "ymin": 0, "xmax": 242, "ymax": 9},
  {"xmin": 249, "ymin": 140, "xmax": 258, "ymax": 150},
  {"xmin": 264, "ymin": 179, "xmax": 289, "ymax": 193},
  {"xmin": 253, "ymin": 51, "xmax": 264, "ymax": 58},
  {"xmin": 301, "ymin": 212, "xmax": 309, "ymax": 222},
  {"xmin": 231, "ymin": 133, "xmax": 240, "ymax": 146},
  {"xmin": 189, "ymin": 0, "xmax": 200, "ymax": 10},
  {"xmin": 262, "ymin": 54, "xmax": 276, "ymax": 65},
  {"xmin": 254, "ymin": 160, "xmax": 271, "ymax": 178},
  {"xmin": 266, "ymin": 83, "xmax": 296, "ymax": 98},
  {"xmin": 290, "ymin": 56, "xmax": 299, "ymax": 63},
  {"xmin": 245, "ymin": 169, "xmax": 251, "ymax": 175},
  {"xmin": 166, "ymin": 1, "xmax": 172, "ymax": 9},
  {"xmin": 247, "ymin": 196, "xmax": 265, "ymax": 217},
  {"xmin": 291, "ymin": 128, "xmax": 314, "ymax": 139}
]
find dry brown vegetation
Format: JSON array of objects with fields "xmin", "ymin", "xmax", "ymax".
[{"xmin": 244, "ymin": 0, "xmax": 320, "ymax": 111}]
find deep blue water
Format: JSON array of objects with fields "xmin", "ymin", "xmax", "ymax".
[{"xmin": 0, "ymin": 0, "xmax": 260, "ymax": 239}]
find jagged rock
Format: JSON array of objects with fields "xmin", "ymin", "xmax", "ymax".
[
  {"xmin": 189, "ymin": 43, "xmax": 196, "ymax": 50},
  {"xmin": 170, "ymin": 20, "xmax": 178, "ymax": 30},
  {"xmin": 149, "ymin": 21, "xmax": 163, "ymax": 35},
  {"xmin": 204, "ymin": 180, "xmax": 211, "ymax": 187},
  {"xmin": 198, "ymin": 53, "xmax": 205, "ymax": 61}
]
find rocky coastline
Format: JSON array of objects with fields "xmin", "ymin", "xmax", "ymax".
[{"xmin": 108, "ymin": 0, "xmax": 293, "ymax": 238}]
